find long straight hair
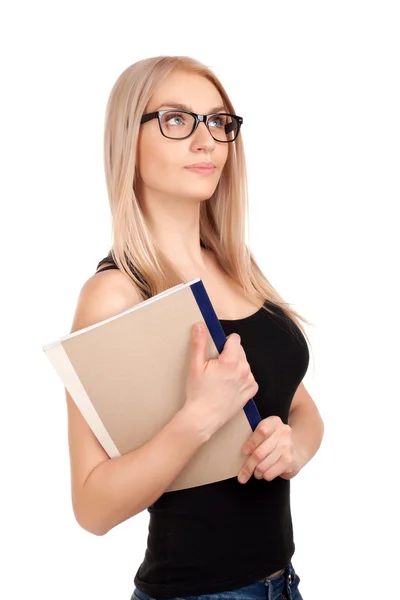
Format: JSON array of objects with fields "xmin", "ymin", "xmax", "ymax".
[{"xmin": 102, "ymin": 55, "xmax": 314, "ymax": 353}]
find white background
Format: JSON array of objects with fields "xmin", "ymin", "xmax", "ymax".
[{"xmin": 1, "ymin": 1, "xmax": 399, "ymax": 599}]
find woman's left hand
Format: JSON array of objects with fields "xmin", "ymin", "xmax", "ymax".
[{"xmin": 238, "ymin": 416, "xmax": 302, "ymax": 483}]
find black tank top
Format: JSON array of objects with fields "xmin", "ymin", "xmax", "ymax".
[{"xmin": 95, "ymin": 256, "xmax": 310, "ymax": 598}]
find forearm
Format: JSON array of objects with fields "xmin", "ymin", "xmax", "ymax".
[
  {"xmin": 288, "ymin": 402, "xmax": 324, "ymax": 472},
  {"xmin": 76, "ymin": 406, "xmax": 210, "ymax": 536}
]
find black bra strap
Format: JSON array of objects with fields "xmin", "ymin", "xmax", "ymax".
[
  {"xmin": 96, "ymin": 265, "xmax": 118, "ymax": 273},
  {"xmin": 95, "ymin": 262, "xmax": 152, "ymax": 300}
]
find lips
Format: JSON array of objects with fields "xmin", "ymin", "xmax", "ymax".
[
  {"xmin": 185, "ymin": 165, "xmax": 215, "ymax": 174},
  {"xmin": 185, "ymin": 162, "xmax": 215, "ymax": 169}
]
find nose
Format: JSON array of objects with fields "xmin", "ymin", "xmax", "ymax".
[{"xmin": 190, "ymin": 121, "xmax": 216, "ymax": 150}]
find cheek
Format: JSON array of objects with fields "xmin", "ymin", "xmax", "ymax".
[
  {"xmin": 138, "ymin": 139, "xmax": 171, "ymax": 184},
  {"xmin": 215, "ymin": 146, "xmax": 229, "ymax": 174},
  {"xmin": 221, "ymin": 146, "xmax": 229, "ymax": 167}
]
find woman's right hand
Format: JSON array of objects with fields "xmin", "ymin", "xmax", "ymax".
[{"xmin": 182, "ymin": 322, "xmax": 259, "ymax": 438}]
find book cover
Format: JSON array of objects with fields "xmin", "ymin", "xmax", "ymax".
[{"xmin": 43, "ymin": 278, "xmax": 261, "ymax": 492}]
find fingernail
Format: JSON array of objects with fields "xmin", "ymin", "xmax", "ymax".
[{"xmin": 238, "ymin": 474, "xmax": 247, "ymax": 483}]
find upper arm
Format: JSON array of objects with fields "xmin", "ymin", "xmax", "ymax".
[
  {"xmin": 289, "ymin": 381, "xmax": 315, "ymax": 415},
  {"xmin": 65, "ymin": 270, "xmax": 142, "ymax": 520}
]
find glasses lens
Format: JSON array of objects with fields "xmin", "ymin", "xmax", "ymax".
[
  {"xmin": 208, "ymin": 114, "xmax": 239, "ymax": 142},
  {"xmin": 160, "ymin": 111, "xmax": 196, "ymax": 139},
  {"xmin": 160, "ymin": 111, "xmax": 240, "ymax": 141}
]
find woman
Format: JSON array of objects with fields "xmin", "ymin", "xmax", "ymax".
[{"xmin": 67, "ymin": 55, "xmax": 324, "ymax": 600}]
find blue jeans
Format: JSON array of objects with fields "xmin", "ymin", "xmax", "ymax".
[{"xmin": 131, "ymin": 561, "xmax": 303, "ymax": 600}]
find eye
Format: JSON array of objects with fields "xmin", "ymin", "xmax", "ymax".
[
  {"xmin": 208, "ymin": 114, "xmax": 227, "ymax": 128},
  {"xmin": 163, "ymin": 112, "xmax": 187, "ymax": 126}
]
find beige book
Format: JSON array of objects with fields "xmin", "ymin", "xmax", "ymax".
[{"xmin": 43, "ymin": 278, "xmax": 261, "ymax": 492}]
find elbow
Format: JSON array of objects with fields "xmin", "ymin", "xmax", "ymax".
[
  {"xmin": 319, "ymin": 412, "xmax": 325, "ymax": 440},
  {"xmin": 75, "ymin": 514, "xmax": 109, "ymax": 537},
  {"xmin": 73, "ymin": 501, "xmax": 109, "ymax": 537},
  {"xmin": 89, "ymin": 527, "xmax": 109, "ymax": 537}
]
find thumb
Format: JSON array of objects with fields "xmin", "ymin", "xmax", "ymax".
[{"xmin": 190, "ymin": 322, "xmax": 207, "ymax": 371}]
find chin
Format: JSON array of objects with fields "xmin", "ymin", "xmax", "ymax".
[{"xmin": 176, "ymin": 185, "xmax": 218, "ymax": 201}]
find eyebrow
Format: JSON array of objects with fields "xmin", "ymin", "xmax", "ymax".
[{"xmin": 155, "ymin": 102, "xmax": 226, "ymax": 113}]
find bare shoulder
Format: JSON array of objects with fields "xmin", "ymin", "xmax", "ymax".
[{"xmin": 72, "ymin": 263, "xmax": 142, "ymax": 329}]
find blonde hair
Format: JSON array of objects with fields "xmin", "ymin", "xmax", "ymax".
[{"xmin": 102, "ymin": 55, "xmax": 314, "ymax": 355}]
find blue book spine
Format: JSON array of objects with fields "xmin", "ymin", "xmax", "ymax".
[{"xmin": 190, "ymin": 280, "xmax": 262, "ymax": 431}]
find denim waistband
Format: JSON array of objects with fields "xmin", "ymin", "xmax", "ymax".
[
  {"xmin": 132, "ymin": 561, "xmax": 300, "ymax": 600},
  {"xmin": 256, "ymin": 561, "xmax": 299, "ymax": 600}
]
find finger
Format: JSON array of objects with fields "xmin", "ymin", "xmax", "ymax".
[
  {"xmin": 239, "ymin": 437, "xmax": 278, "ymax": 483},
  {"xmin": 254, "ymin": 446, "xmax": 282, "ymax": 479},
  {"xmin": 226, "ymin": 333, "xmax": 245, "ymax": 357},
  {"xmin": 242, "ymin": 416, "xmax": 281, "ymax": 455},
  {"xmin": 262, "ymin": 455, "xmax": 287, "ymax": 482}
]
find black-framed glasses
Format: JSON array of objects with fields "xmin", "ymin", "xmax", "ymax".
[{"xmin": 140, "ymin": 109, "xmax": 243, "ymax": 142}]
